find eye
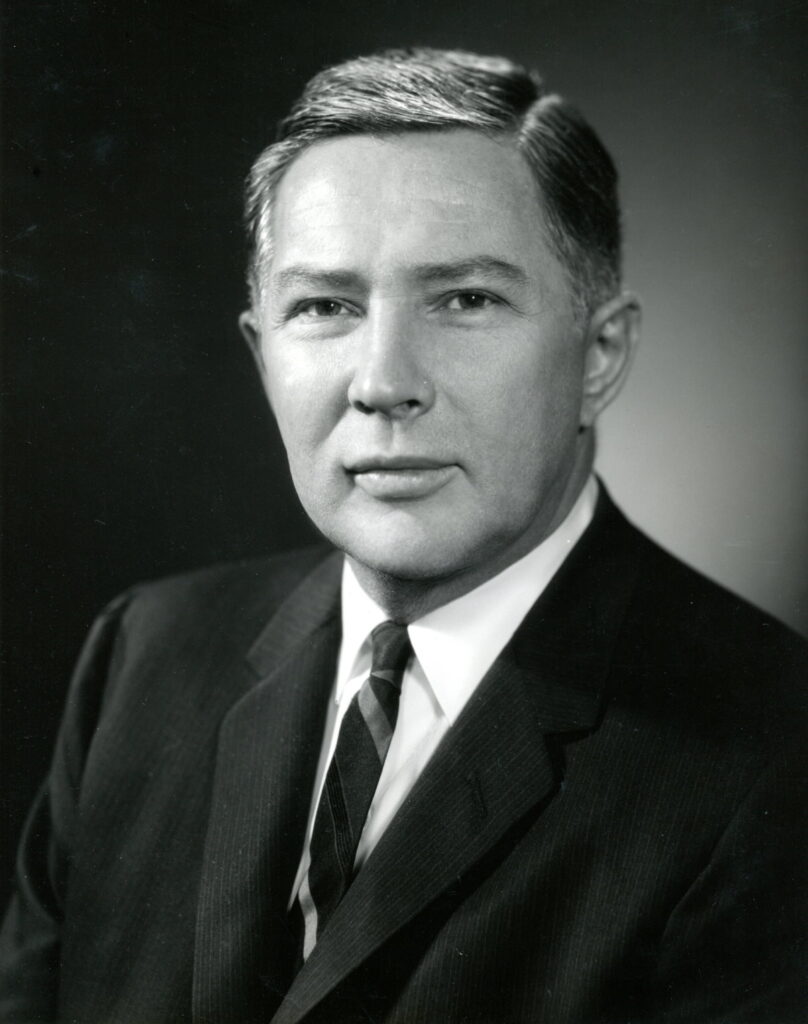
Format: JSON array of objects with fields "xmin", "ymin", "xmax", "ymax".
[
  {"xmin": 443, "ymin": 291, "xmax": 498, "ymax": 312},
  {"xmin": 296, "ymin": 298, "xmax": 353, "ymax": 318}
]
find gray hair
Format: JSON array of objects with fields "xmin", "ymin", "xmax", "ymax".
[{"xmin": 245, "ymin": 48, "xmax": 622, "ymax": 320}]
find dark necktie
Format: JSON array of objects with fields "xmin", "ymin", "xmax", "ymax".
[{"xmin": 296, "ymin": 620, "xmax": 411, "ymax": 961}]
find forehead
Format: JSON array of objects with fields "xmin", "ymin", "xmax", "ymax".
[{"xmin": 266, "ymin": 130, "xmax": 567, "ymax": 295}]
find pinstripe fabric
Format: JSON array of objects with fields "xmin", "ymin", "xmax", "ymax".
[
  {"xmin": 3, "ymin": 492, "xmax": 807, "ymax": 1023},
  {"xmin": 298, "ymin": 622, "xmax": 411, "ymax": 960}
]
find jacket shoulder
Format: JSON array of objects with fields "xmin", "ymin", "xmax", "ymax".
[
  {"xmin": 616, "ymin": 515, "xmax": 808, "ymax": 750},
  {"xmin": 632, "ymin": 525, "xmax": 806, "ymax": 668},
  {"xmin": 105, "ymin": 545, "xmax": 336, "ymax": 653},
  {"xmin": 125, "ymin": 545, "xmax": 333, "ymax": 608}
]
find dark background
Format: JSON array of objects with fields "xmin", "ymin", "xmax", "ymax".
[{"xmin": 2, "ymin": 0, "xmax": 806, "ymax": 906}]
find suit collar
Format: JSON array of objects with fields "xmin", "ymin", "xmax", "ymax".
[
  {"xmin": 271, "ymin": 648, "xmax": 558, "ymax": 1024},
  {"xmin": 508, "ymin": 481, "xmax": 642, "ymax": 733},
  {"xmin": 270, "ymin": 485, "xmax": 643, "ymax": 1024},
  {"xmin": 193, "ymin": 552, "xmax": 343, "ymax": 1022},
  {"xmin": 245, "ymin": 550, "xmax": 343, "ymax": 677}
]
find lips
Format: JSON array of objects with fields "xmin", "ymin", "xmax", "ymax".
[
  {"xmin": 347, "ymin": 455, "xmax": 457, "ymax": 500},
  {"xmin": 348, "ymin": 455, "xmax": 449, "ymax": 473}
]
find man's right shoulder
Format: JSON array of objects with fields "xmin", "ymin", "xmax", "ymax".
[
  {"xmin": 100, "ymin": 544, "xmax": 338, "ymax": 649},
  {"xmin": 126, "ymin": 545, "xmax": 334, "ymax": 604}
]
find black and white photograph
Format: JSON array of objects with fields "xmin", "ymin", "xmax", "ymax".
[{"xmin": 2, "ymin": 1, "xmax": 806, "ymax": 1020}]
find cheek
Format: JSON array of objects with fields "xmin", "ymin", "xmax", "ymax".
[
  {"xmin": 468, "ymin": 348, "xmax": 584, "ymax": 485},
  {"xmin": 263, "ymin": 344, "xmax": 343, "ymax": 452},
  {"xmin": 477, "ymin": 346, "xmax": 581, "ymax": 432}
]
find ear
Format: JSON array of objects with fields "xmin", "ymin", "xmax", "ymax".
[
  {"xmin": 580, "ymin": 292, "xmax": 641, "ymax": 429},
  {"xmin": 239, "ymin": 310, "xmax": 266, "ymax": 376}
]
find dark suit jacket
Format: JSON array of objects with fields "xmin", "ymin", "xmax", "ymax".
[{"xmin": 1, "ymin": 491, "xmax": 806, "ymax": 1023}]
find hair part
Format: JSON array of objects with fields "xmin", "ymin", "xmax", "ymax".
[{"xmin": 245, "ymin": 48, "xmax": 622, "ymax": 320}]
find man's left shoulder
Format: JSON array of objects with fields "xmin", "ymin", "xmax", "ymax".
[
  {"xmin": 620, "ymin": 514, "xmax": 807, "ymax": 746},
  {"xmin": 632, "ymin": 525, "xmax": 806, "ymax": 670}
]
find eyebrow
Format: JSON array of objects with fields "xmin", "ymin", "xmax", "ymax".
[
  {"xmin": 271, "ymin": 266, "xmax": 365, "ymax": 292},
  {"xmin": 271, "ymin": 256, "xmax": 529, "ymax": 293},
  {"xmin": 411, "ymin": 257, "xmax": 529, "ymax": 287}
]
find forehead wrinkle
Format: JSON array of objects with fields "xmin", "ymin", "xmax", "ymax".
[
  {"xmin": 275, "ymin": 136, "xmax": 537, "ymax": 230},
  {"xmin": 262, "ymin": 133, "xmax": 569, "ymax": 310}
]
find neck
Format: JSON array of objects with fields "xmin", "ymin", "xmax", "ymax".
[{"xmin": 348, "ymin": 440, "xmax": 594, "ymax": 623}]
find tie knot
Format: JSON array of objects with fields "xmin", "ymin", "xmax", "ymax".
[{"xmin": 369, "ymin": 620, "xmax": 411, "ymax": 678}]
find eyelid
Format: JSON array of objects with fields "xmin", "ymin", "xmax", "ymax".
[
  {"xmin": 289, "ymin": 296, "xmax": 361, "ymax": 319},
  {"xmin": 439, "ymin": 289, "xmax": 503, "ymax": 310}
]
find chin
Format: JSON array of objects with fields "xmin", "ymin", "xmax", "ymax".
[{"xmin": 325, "ymin": 517, "xmax": 480, "ymax": 583}]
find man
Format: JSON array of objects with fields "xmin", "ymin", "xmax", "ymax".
[{"xmin": 1, "ymin": 48, "xmax": 806, "ymax": 1024}]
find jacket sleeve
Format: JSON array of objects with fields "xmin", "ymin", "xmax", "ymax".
[
  {"xmin": 0, "ymin": 594, "xmax": 132, "ymax": 1022},
  {"xmin": 645, "ymin": 739, "xmax": 808, "ymax": 1023}
]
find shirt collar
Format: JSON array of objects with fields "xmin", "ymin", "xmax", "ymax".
[
  {"xmin": 338, "ymin": 476, "xmax": 598, "ymax": 718},
  {"xmin": 336, "ymin": 564, "xmax": 391, "ymax": 702}
]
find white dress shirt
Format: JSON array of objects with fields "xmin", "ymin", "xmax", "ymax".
[{"xmin": 289, "ymin": 476, "xmax": 598, "ymax": 906}]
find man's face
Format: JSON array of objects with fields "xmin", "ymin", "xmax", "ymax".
[{"xmin": 248, "ymin": 130, "xmax": 592, "ymax": 583}]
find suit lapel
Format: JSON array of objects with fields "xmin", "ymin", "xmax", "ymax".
[
  {"xmin": 192, "ymin": 553, "xmax": 343, "ymax": 1023},
  {"xmin": 272, "ymin": 488, "xmax": 643, "ymax": 1024}
]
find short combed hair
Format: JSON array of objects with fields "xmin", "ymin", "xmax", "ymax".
[{"xmin": 245, "ymin": 48, "xmax": 622, "ymax": 319}]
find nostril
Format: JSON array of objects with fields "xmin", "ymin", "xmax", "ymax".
[
  {"xmin": 351, "ymin": 396, "xmax": 422, "ymax": 417},
  {"xmin": 347, "ymin": 359, "xmax": 434, "ymax": 417}
]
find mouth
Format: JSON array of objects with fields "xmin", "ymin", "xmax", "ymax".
[{"xmin": 346, "ymin": 456, "xmax": 458, "ymax": 500}]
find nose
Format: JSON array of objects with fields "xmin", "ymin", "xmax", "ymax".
[{"xmin": 347, "ymin": 306, "xmax": 435, "ymax": 419}]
